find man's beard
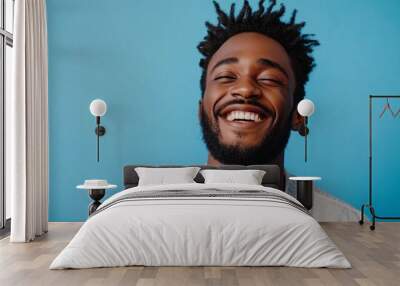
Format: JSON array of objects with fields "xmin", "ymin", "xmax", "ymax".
[{"xmin": 200, "ymin": 106, "xmax": 292, "ymax": 165}]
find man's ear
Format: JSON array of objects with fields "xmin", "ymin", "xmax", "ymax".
[{"xmin": 291, "ymin": 109, "xmax": 308, "ymax": 136}]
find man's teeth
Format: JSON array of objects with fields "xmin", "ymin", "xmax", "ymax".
[{"xmin": 226, "ymin": 111, "xmax": 262, "ymax": 122}]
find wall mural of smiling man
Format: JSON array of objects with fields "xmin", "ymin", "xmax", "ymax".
[
  {"xmin": 197, "ymin": 0, "xmax": 359, "ymax": 221},
  {"xmin": 198, "ymin": 0, "xmax": 317, "ymax": 170}
]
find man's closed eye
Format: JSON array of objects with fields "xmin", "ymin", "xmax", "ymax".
[
  {"xmin": 214, "ymin": 75, "xmax": 236, "ymax": 82},
  {"xmin": 258, "ymin": 78, "xmax": 284, "ymax": 86}
]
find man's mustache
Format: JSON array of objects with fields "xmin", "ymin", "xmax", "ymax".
[{"xmin": 214, "ymin": 98, "xmax": 273, "ymax": 117}]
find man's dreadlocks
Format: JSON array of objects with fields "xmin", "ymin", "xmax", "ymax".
[{"xmin": 197, "ymin": 0, "xmax": 320, "ymax": 105}]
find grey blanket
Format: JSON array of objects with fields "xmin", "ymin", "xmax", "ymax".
[{"xmin": 91, "ymin": 189, "xmax": 309, "ymax": 217}]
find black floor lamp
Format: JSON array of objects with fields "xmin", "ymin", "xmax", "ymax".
[{"xmin": 359, "ymin": 95, "xmax": 400, "ymax": 230}]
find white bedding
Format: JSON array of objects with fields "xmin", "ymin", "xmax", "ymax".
[{"xmin": 50, "ymin": 183, "xmax": 351, "ymax": 269}]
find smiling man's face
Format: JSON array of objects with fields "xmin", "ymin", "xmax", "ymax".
[{"xmin": 200, "ymin": 32, "xmax": 298, "ymax": 165}]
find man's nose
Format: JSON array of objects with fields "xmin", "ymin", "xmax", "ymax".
[{"xmin": 230, "ymin": 77, "xmax": 262, "ymax": 99}]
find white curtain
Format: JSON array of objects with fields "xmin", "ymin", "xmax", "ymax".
[{"xmin": 8, "ymin": 0, "xmax": 49, "ymax": 242}]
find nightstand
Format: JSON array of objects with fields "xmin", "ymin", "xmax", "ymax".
[
  {"xmin": 288, "ymin": 177, "xmax": 321, "ymax": 210},
  {"xmin": 77, "ymin": 180, "xmax": 117, "ymax": 215}
]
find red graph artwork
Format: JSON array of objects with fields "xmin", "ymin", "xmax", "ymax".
[{"xmin": 379, "ymin": 98, "xmax": 400, "ymax": 118}]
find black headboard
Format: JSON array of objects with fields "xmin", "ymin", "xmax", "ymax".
[{"xmin": 123, "ymin": 165, "xmax": 282, "ymax": 190}]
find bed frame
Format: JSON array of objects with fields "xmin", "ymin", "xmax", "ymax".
[{"xmin": 123, "ymin": 165, "xmax": 282, "ymax": 190}]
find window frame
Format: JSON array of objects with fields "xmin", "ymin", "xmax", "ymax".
[{"xmin": 0, "ymin": 0, "xmax": 13, "ymax": 232}]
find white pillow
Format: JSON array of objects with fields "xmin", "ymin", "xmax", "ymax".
[
  {"xmin": 200, "ymin": 169, "xmax": 266, "ymax": 185},
  {"xmin": 135, "ymin": 167, "xmax": 201, "ymax": 186}
]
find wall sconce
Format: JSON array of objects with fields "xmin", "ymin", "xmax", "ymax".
[
  {"xmin": 297, "ymin": 99, "xmax": 315, "ymax": 162},
  {"xmin": 89, "ymin": 99, "xmax": 107, "ymax": 162}
]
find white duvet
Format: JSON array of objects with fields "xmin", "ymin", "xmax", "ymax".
[{"xmin": 50, "ymin": 183, "xmax": 351, "ymax": 269}]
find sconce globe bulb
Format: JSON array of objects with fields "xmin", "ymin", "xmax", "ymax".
[
  {"xmin": 90, "ymin": 99, "xmax": 107, "ymax": 117},
  {"xmin": 297, "ymin": 99, "xmax": 315, "ymax": 117}
]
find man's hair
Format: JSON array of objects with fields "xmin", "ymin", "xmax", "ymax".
[{"xmin": 197, "ymin": 0, "xmax": 320, "ymax": 105}]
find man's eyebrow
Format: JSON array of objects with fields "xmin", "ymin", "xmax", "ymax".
[
  {"xmin": 257, "ymin": 58, "xmax": 289, "ymax": 79},
  {"xmin": 210, "ymin": 57, "xmax": 238, "ymax": 73}
]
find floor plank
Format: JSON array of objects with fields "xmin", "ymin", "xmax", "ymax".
[{"xmin": 0, "ymin": 222, "xmax": 399, "ymax": 286}]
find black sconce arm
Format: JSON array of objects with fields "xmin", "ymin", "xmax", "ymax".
[{"xmin": 95, "ymin": 116, "xmax": 106, "ymax": 162}]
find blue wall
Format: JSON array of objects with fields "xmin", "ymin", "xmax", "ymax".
[{"xmin": 47, "ymin": 0, "xmax": 400, "ymax": 221}]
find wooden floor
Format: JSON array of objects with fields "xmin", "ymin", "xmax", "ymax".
[{"xmin": 0, "ymin": 222, "xmax": 399, "ymax": 286}]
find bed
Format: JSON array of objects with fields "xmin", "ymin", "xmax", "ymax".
[{"xmin": 50, "ymin": 165, "xmax": 350, "ymax": 269}]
